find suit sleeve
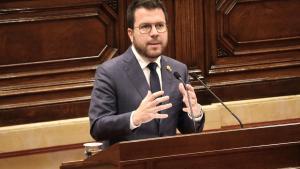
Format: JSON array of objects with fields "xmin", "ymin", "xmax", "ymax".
[
  {"xmin": 177, "ymin": 65, "xmax": 205, "ymax": 133},
  {"xmin": 89, "ymin": 66, "xmax": 133, "ymax": 141}
]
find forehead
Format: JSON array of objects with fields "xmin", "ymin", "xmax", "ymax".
[{"xmin": 134, "ymin": 8, "xmax": 166, "ymax": 25}]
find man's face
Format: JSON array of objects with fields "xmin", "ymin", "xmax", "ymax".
[{"xmin": 128, "ymin": 8, "xmax": 168, "ymax": 59}]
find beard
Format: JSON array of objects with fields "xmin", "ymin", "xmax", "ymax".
[{"xmin": 133, "ymin": 37, "xmax": 167, "ymax": 59}]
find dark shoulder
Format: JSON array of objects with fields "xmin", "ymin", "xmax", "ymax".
[
  {"xmin": 98, "ymin": 55, "xmax": 123, "ymax": 70},
  {"xmin": 162, "ymin": 55, "xmax": 187, "ymax": 70},
  {"xmin": 96, "ymin": 49, "xmax": 132, "ymax": 74}
]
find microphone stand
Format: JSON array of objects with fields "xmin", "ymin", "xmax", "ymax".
[{"xmin": 191, "ymin": 73, "xmax": 244, "ymax": 128}]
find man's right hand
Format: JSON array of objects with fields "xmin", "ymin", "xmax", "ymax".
[{"xmin": 132, "ymin": 90, "xmax": 172, "ymax": 126}]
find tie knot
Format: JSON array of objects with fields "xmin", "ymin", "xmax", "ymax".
[{"xmin": 147, "ymin": 62, "xmax": 158, "ymax": 71}]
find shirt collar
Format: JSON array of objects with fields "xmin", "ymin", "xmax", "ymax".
[{"xmin": 131, "ymin": 45, "xmax": 161, "ymax": 70}]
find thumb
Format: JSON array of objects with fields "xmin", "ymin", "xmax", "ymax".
[
  {"xmin": 178, "ymin": 83, "xmax": 186, "ymax": 96},
  {"xmin": 143, "ymin": 90, "xmax": 152, "ymax": 102}
]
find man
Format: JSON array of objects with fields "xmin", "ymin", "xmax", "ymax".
[{"xmin": 89, "ymin": 0, "xmax": 205, "ymax": 149}]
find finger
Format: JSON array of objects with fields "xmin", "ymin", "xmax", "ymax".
[
  {"xmin": 186, "ymin": 84, "xmax": 195, "ymax": 93},
  {"xmin": 183, "ymin": 91, "xmax": 193, "ymax": 103},
  {"xmin": 183, "ymin": 107, "xmax": 197, "ymax": 113},
  {"xmin": 143, "ymin": 90, "xmax": 152, "ymax": 102},
  {"xmin": 183, "ymin": 106, "xmax": 202, "ymax": 117},
  {"xmin": 191, "ymin": 99, "xmax": 197, "ymax": 105},
  {"xmin": 185, "ymin": 84, "xmax": 197, "ymax": 99},
  {"xmin": 182, "ymin": 94, "xmax": 188, "ymax": 105},
  {"xmin": 186, "ymin": 95, "xmax": 197, "ymax": 105},
  {"xmin": 179, "ymin": 83, "xmax": 194, "ymax": 99},
  {"xmin": 151, "ymin": 95, "xmax": 170, "ymax": 106},
  {"xmin": 152, "ymin": 113, "xmax": 168, "ymax": 119},
  {"xmin": 178, "ymin": 83, "xmax": 186, "ymax": 96},
  {"xmin": 183, "ymin": 107, "xmax": 190, "ymax": 113},
  {"xmin": 149, "ymin": 91, "xmax": 164, "ymax": 101},
  {"xmin": 182, "ymin": 96, "xmax": 197, "ymax": 109},
  {"xmin": 187, "ymin": 90, "xmax": 197, "ymax": 100},
  {"xmin": 154, "ymin": 103, "xmax": 172, "ymax": 112},
  {"xmin": 181, "ymin": 90, "xmax": 197, "ymax": 105}
]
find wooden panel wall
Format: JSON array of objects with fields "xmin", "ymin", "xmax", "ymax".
[
  {"xmin": 0, "ymin": 0, "xmax": 122, "ymax": 126},
  {"xmin": 0, "ymin": 0, "xmax": 299, "ymax": 126},
  {"xmin": 197, "ymin": 0, "xmax": 300, "ymax": 104}
]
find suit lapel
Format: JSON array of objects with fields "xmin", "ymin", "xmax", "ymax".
[
  {"xmin": 123, "ymin": 48, "xmax": 149, "ymax": 99},
  {"xmin": 161, "ymin": 56, "xmax": 173, "ymax": 99}
]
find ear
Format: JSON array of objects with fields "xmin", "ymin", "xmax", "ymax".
[{"xmin": 127, "ymin": 28, "xmax": 134, "ymax": 43}]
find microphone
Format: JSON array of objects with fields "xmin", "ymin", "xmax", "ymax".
[
  {"xmin": 173, "ymin": 71, "xmax": 197, "ymax": 133},
  {"xmin": 190, "ymin": 73, "xmax": 244, "ymax": 128}
]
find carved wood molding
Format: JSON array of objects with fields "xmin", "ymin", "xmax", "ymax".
[
  {"xmin": 217, "ymin": 0, "xmax": 300, "ymax": 56},
  {"xmin": 103, "ymin": 0, "xmax": 118, "ymax": 13},
  {"xmin": 0, "ymin": 0, "xmax": 119, "ymax": 126},
  {"xmin": 188, "ymin": 0, "xmax": 300, "ymax": 104},
  {"xmin": 205, "ymin": 0, "xmax": 300, "ymax": 75}
]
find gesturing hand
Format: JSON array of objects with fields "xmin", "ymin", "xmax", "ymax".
[
  {"xmin": 132, "ymin": 90, "xmax": 172, "ymax": 126},
  {"xmin": 178, "ymin": 83, "xmax": 202, "ymax": 117}
]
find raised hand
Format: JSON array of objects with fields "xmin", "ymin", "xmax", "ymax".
[
  {"xmin": 132, "ymin": 90, "xmax": 172, "ymax": 126},
  {"xmin": 178, "ymin": 83, "xmax": 202, "ymax": 117}
]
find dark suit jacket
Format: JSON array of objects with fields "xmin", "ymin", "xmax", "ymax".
[{"xmin": 89, "ymin": 47, "xmax": 205, "ymax": 148}]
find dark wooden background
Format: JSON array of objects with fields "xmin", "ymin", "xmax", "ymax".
[{"xmin": 0, "ymin": 0, "xmax": 299, "ymax": 126}]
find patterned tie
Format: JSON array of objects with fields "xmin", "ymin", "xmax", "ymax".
[{"xmin": 147, "ymin": 62, "xmax": 161, "ymax": 93}]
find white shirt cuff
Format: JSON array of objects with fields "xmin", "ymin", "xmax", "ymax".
[
  {"xmin": 188, "ymin": 104, "xmax": 204, "ymax": 121},
  {"xmin": 130, "ymin": 111, "xmax": 141, "ymax": 130}
]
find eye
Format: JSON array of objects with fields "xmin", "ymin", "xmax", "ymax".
[
  {"xmin": 156, "ymin": 23, "xmax": 164, "ymax": 29},
  {"xmin": 140, "ymin": 24, "xmax": 151, "ymax": 30},
  {"xmin": 156, "ymin": 23, "xmax": 164, "ymax": 28}
]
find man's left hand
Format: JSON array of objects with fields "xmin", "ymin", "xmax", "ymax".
[{"xmin": 178, "ymin": 83, "xmax": 202, "ymax": 118}]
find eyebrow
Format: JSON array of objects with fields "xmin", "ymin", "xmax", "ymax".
[{"xmin": 139, "ymin": 22, "xmax": 166, "ymax": 25}]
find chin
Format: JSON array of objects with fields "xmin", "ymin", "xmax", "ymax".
[
  {"xmin": 146, "ymin": 52, "xmax": 162, "ymax": 58},
  {"xmin": 146, "ymin": 49, "xmax": 163, "ymax": 57}
]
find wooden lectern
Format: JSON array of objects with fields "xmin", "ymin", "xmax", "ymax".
[{"xmin": 61, "ymin": 123, "xmax": 300, "ymax": 169}]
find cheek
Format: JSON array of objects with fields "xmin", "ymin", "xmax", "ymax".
[
  {"xmin": 163, "ymin": 34, "xmax": 168, "ymax": 43},
  {"xmin": 134, "ymin": 36, "xmax": 146, "ymax": 45}
]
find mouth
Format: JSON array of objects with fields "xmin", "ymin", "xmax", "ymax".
[{"xmin": 147, "ymin": 42, "xmax": 161, "ymax": 47}]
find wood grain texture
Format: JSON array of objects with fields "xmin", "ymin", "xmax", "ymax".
[
  {"xmin": 195, "ymin": 0, "xmax": 300, "ymax": 103},
  {"xmin": 0, "ymin": 0, "xmax": 299, "ymax": 126},
  {"xmin": 61, "ymin": 123, "xmax": 300, "ymax": 169},
  {"xmin": 0, "ymin": 0, "xmax": 119, "ymax": 126}
]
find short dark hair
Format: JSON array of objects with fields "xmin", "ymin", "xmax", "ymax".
[{"xmin": 127, "ymin": 0, "xmax": 168, "ymax": 29}]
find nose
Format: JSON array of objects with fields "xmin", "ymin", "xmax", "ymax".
[{"xmin": 149, "ymin": 25, "xmax": 159, "ymax": 36}]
